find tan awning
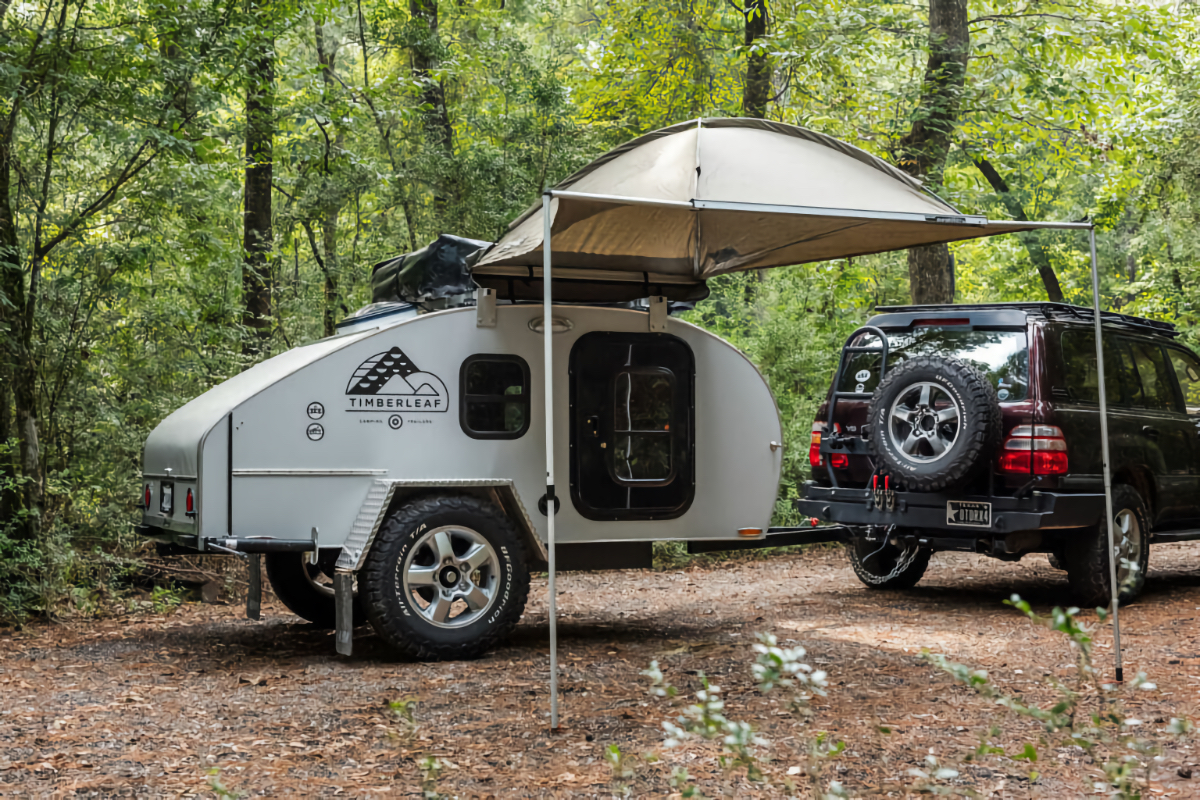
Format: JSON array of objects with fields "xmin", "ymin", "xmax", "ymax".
[{"xmin": 474, "ymin": 118, "xmax": 1038, "ymax": 300}]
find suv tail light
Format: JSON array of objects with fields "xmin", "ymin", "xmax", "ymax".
[
  {"xmin": 143, "ymin": 484, "xmax": 151, "ymax": 509},
  {"xmin": 809, "ymin": 423, "xmax": 824, "ymax": 467},
  {"xmin": 998, "ymin": 425, "xmax": 1068, "ymax": 475},
  {"xmin": 185, "ymin": 488, "xmax": 195, "ymax": 515},
  {"xmin": 809, "ymin": 422, "xmax": 849, "ymax": 470}
]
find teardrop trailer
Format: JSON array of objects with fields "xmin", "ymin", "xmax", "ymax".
[{"xmin": 136, "ymin": 119, "xmax": 1137, "ymax": 719}]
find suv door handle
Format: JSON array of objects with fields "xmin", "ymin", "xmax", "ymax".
[{"xmin": 1142, "ymin": 425, "xmax": 1160, "ymax": 440}]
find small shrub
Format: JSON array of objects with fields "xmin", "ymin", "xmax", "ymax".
[{"xmin": 923, "ymin": 595, "xmax": 1191, "ymax": 798}]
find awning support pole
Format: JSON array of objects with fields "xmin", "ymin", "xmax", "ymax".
[
  {"xmin": 1089, "ymin": 225, "xmax": 1123, "ymax": 682},
  {"xmin": 542, "ymin": 191, "xmax": 560, "ymax": 728}
]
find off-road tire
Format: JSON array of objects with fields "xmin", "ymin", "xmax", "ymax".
[
  {"xmin": 1063, "ymin": 484, "xmax": 1150, "ymax": 608},
  {"xmin": 362, "ymin": 493, "xmax": 530, "ymax": 661},
  {"xmin": 265, "ymin": 550, "xmax": 366, "ymax": 628},
  {"xmin": 868, "ymin": 356, "xmax": 1001, "ymax": 492},
  {"xmin": 847, "ymin": 533, "xmax": 932, "ymax": 590}
]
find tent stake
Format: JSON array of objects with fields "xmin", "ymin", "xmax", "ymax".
[
  {"xmin": 543, "ymin": 191, "xmax": 560, "ymax": 728},
  {"xmin": 1089, "ymin": 225, "xmax": 1123, "ymax": 682}
]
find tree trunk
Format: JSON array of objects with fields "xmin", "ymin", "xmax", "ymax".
[
  {"xmin": 898, "ymin": 0, "xmax": 968, "ymax": 305},
  {"xmin": 0, "ymin": 370, "xmax": 10, "ymax": 524},
  {"xmin": 971, "ymin": 156, "xmax": 1064, "ymax": 302},
  {"xmin": 908, "ymin": 246, "xmax": 955, "ymax": 305},
  {"xmin": 0, "ymin": 111, "xmax": 39, "ymax": 540},
  {"xmin": 410, "ymin": 0, "xmax": 455, "ymax": 218},
  {"xmin": 741, "ymin": 0, "xmax": 769, "ymax": 120},
  {"xmin": 242, "ymin": 33, "xmax": 274, "ymax": 356},
  {"xmin": 316, "ymin": 20, "xmax": 343, "ymax": 339},
  {"xmin": 321, "ymin": 208, "xmax": 340, "ymax": 337}
]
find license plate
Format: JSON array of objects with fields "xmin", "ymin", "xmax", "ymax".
[
  {"xmin": 946, "ymin": 500, "xmax": 990, "ymax": 528},
  {"xmin": 160, "ymin": 481, "xmax": 174, "ymax": 515}
]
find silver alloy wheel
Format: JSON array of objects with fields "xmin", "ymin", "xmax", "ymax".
[
  {"xmin": 401, "ymin": 525, "xmax": 500, "ymax": 629},
  {"xmin": 887, "ymin": 381, "xmax": 962, "ymax": 464},
  {"xmin": 1113, "ymin": 508, "xmax": 1143, "ymax": 587}
]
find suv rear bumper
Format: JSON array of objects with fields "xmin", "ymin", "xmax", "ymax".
[{"xmin": 796, "ymin": 483, "xmax": 1104, "ymax": 535}]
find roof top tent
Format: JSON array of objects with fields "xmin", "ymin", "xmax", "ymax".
[{"xmin": 136, "ymin": 119, "xmax": 1122, "ymax": 726}]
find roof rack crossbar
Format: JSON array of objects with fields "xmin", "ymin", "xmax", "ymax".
[{"xmin": 872, "ymin": 302, "xmax": 1177, "ymax": 337}]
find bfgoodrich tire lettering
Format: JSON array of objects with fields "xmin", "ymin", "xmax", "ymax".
[
  {"xmin": 362, "ymin": 493, "xmax": 530, "ymax": 661},
  {"xmin": 868, "ymin": 356, "xmax": 1001, "ymax": 492}
]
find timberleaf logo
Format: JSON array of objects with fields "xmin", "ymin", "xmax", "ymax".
[{"xmin": 346, "ymin": 346, "xmax": 448, "ymax": 413}]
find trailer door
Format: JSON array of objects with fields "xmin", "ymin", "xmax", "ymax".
[{"xmin": 569, "ymin": 332, "xmax": 695, "ymax": 521}]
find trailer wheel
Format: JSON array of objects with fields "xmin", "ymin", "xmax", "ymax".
[
  {"xmin": 847, "ymin": 533, "xmax": 931, "ymax": 590},
  {"xmin": 868, "ymin": 356, "xmax": 1000, "ymax": 492},
  {"xmin": 362, "ymin": 493, "xmax": 530, "ymax": 661},
  {"xmin": 1063, "ymin": 484, "xmax": 1149, "ymax": 608},
  {"xmin": 265, "ymin": 551, "xmax": 366, "ymax": 629}
]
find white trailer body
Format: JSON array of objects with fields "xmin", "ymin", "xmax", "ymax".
[{"xmin": 139, "ymin": 303, "xmax": 783, "ymax": 570}]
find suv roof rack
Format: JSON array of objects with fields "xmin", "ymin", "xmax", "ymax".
[{"xmin": 872, "ymin": 302, "xmax": 1178, "ymax": 338}]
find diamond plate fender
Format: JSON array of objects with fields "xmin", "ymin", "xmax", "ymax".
[{"xmin": 334, "ymin": 479, "xmax": 545, "ymax": 572}]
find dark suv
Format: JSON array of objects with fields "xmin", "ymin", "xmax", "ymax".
[{"xmin": 795, "ymin": 303, "xmax": 1200, "ymax": 606}]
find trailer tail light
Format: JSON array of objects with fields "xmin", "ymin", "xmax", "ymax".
[
  {"xmin": 998, "ymin": 425, "xmax": 1068, "ymax": 475},
  {"xmin": 808, "ymin": 423, "xmax": 849, "ymax": 469},
  {"xmin": 143, "ymin": 484, "xmax": 151, "ymax": 509},
  {"xmin": 185, "ymin": 488, "xmax": 195, "ymax": 516}
]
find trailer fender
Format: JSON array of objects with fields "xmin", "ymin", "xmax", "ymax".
[{"xmin": 333, "ymin": 479, "xmax": 545, "ymax": 573}]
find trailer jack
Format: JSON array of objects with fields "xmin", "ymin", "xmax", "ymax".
[
  {"xmin": 247, "ymin": 554, "xmax": 262, "ymax": 621},
  {"xmin": 334, "ymin": 571, "xmax": 355, "ymax": 656}
]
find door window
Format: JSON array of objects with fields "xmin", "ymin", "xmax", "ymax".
[
  {"xmin": 1168, "ymin": 348, "xmax": 1200, "ymax": 415},
  {"xmin": 1124, "ymin": 341, "xmax": 1182, "ymax": 413},
  {"xmin": 1060, "ymin": 330, "xmax": 1123, "ymax": 405},
  {"xmin": 570, "ymin": 333, "xmax": 695, "ymax": 521},
  {"xmin": 459, "ymin": 355, "xmax": 530, "ymax": 439},
  {"xmin": 612, "ymin": 369, "xmax": 675, "ymax": 484}
]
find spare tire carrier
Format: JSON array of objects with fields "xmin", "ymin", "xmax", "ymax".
[{"xmin": 823, "ymin": 325, "xmax": 890, "ymax": 489}]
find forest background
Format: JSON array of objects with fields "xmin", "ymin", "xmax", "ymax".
[{"xmin": 0, "ymin": 0, "xmax": 1196, "ymax": 619}]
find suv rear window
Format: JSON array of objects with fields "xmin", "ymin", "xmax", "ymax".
[{"xmin": 839, "ymin": 328, "xmax": 1029, "ymax": 401}]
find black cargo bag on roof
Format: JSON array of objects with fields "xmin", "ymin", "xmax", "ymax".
[{"xmin": 370, "ymin": 234, "xmax": 492, "ymax": 304}]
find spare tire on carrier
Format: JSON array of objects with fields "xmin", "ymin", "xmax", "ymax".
[{"xmin": 867, "ymin": 356, "xmax": 1001, "ymax": 492}]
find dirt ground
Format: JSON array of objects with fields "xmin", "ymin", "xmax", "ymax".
[{"xmin": 4, "ymin": 544, "xmax": 1200, "ymax": 798}]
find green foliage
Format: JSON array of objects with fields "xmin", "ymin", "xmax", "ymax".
[
  {"xmin": 923, "ymin": 595, "xmax": 1192, "ymax": 798},
  {"xmin": 643, "ymin": 638, "xmax": 845, "ymax": 797},
  {"xmin": 207, "ymin": 767, "xmax": 243, "ymax": 800},
  {"xmin": 420, "ymin": 755, "xmax": 446, "ymax": 800}
]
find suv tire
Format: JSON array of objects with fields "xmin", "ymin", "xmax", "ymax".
[
  {"xmin": 847, "ymin": 533, "xmax": 932, "ymax": 590},
  {"xmin": 265, "ymin": 550, "xmax": 366, "ymax": 628},
  {"xmin": 361, "ymin": 493, "xmax": 530, "ymax": 661},
  {"xmin": 1063, "ymin": 484, "xmax": 1150, "ymax": 607},
  {"xmin": 868, "ymin": 356, "xmax": 1001, "ymax": 492}
]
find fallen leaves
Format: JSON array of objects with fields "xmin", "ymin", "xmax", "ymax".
[{"xmin": 0, "ymin": 548, "xmax": 1199, "ymax": 796}]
